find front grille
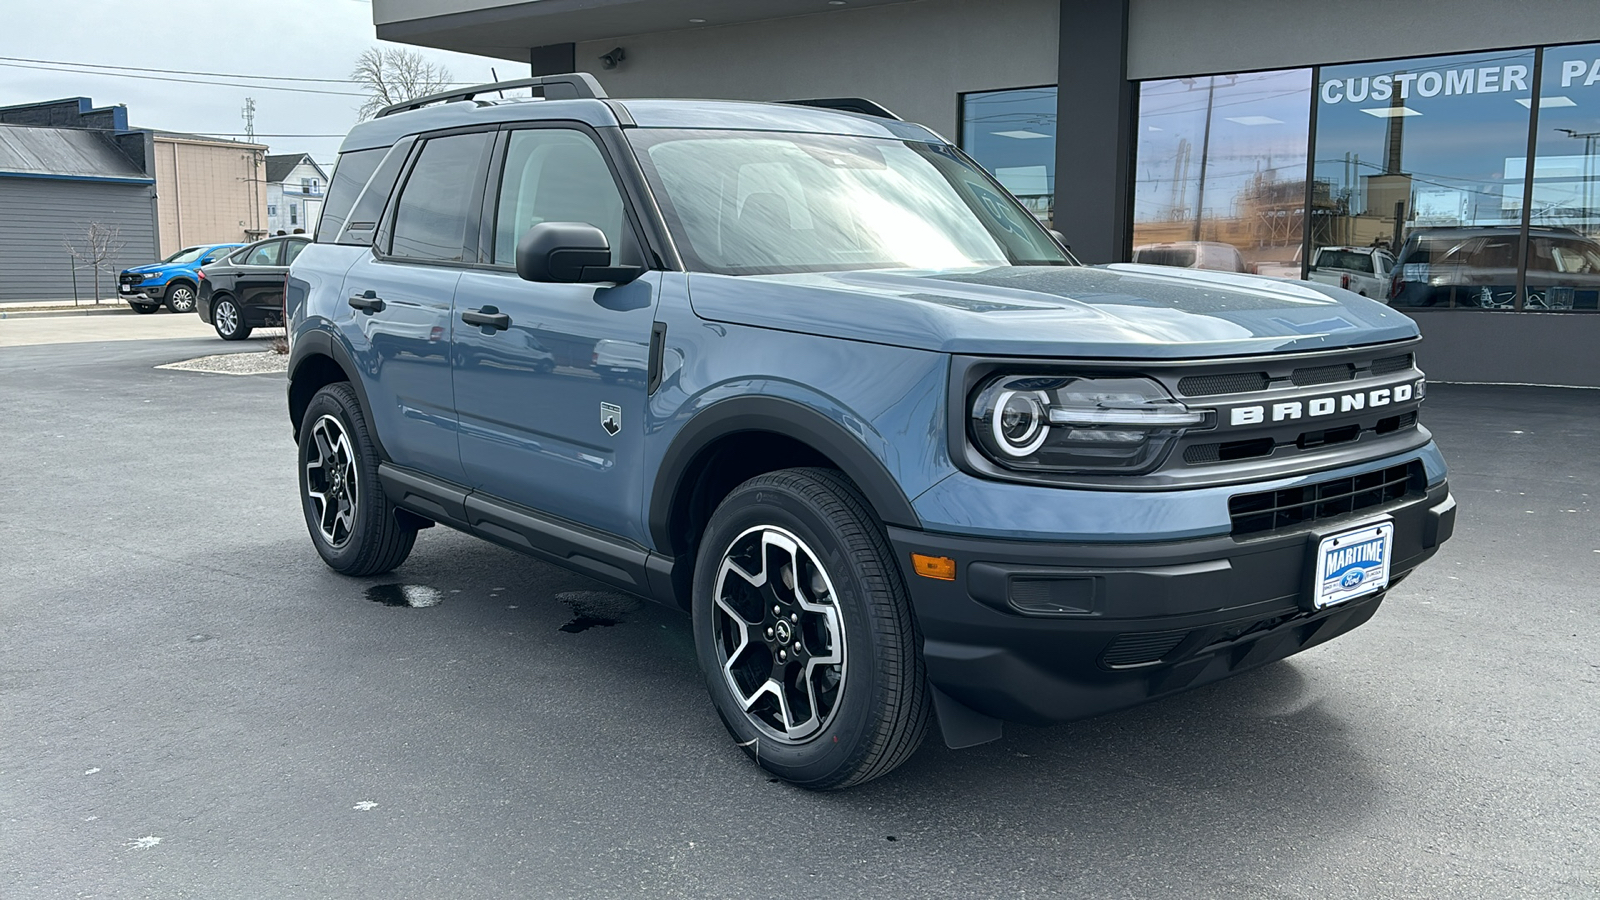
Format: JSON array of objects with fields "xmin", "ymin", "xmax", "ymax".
[
  {"xmin": 1371, "ymin": 353, "xmax": 1414, "ymax": 376},
  {"xmin": 121, "ymin": 274, "xmax": 143, "ymax": 285},
  {"xmin": 1228, "ymin": 461, "xmax": 1422, "ymax": 536},
  {"xmin": 1291, "ymin": 362, "xmax": 1355, "ymax": 386},
  {"xmin": 1178, "ymin": 371, "xmax": 1269, "ymax": 397},
  {"xmin": 1101, "ymin": 630, "xmax": 1189, "ymax": 668}
]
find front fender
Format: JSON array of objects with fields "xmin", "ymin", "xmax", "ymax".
[{"xmin": 647, "ymin": 393, "xmax": 923, "ymax": 555}]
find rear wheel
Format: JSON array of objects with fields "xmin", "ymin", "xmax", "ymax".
[
  {"xmin": 165, "ymin": 283, "xmax": 197, "ymax": 313},
  {"xmin": 212, "ymin": 297, "xmax": 251, "ymax": 341},
  {"xmin": 692, "ymin": 468, "xmax": 930, "ymax": 790},
  {"xmin": 297, "ymin": 382, "xmax": 416, "ymax": 576}
]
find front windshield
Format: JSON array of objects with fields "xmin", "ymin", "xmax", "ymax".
[
  {"xmin": 163, "ymin": 246, "xmax": 207, "ymax": 264},
  {"xmin": 629, "ymin": 129, "xmax": 1072, "ymax": 275}
]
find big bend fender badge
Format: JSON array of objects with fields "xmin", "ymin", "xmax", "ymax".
[{"xmin": 600, "ymin": 402, "xmax": 622, "ymax": 437}]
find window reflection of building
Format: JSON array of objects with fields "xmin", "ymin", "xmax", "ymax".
[
  {"xmin": 1131, "ymin": 70, "xmax": 1312, "ymax": 276},
  {"xmin": 1524, "ymin": 42, "xmax": 1600, "ymax": 311},
  {"xmin": 959, "ymin": 87, "xmax": 1057, "ymax": 228}
]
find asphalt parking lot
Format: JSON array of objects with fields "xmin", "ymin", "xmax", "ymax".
[{"xmin": 1, "ymin": 320, "xmax": 1596, "ymax": 898}]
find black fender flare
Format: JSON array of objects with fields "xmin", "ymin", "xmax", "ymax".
[
  {"xmin": 287, "ymin": 326, "xmax": 386, "ymax": 459},
  {"xmin": 647, "ymin": 395, "xmax": 922, "ymax": 555}
]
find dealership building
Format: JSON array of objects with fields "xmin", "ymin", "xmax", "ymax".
[{"xmin": 373, "ymin": 0, "xmax": 1600, "ymax": 387}]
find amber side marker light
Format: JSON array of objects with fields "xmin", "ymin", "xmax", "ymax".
[{"xmin": 911, "ymin": 554, "xmax": 956, "ymax": 581}]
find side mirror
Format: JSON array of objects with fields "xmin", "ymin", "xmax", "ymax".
[
  {"xmin": 516, "ymin": 222, "xmax": 642, "ymax": 285},
  {"xmin": 200, "ymin": 256, "xmax": 216, "ymax": 264},
  {"xmin": 1048, "ymin": 229, "xmax": 1071, "ymax": 251}
]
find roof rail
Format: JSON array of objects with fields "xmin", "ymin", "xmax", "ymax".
[
  {"xmin": 781, "ymin": 97, "xmax": 901, "ymax": 121},
  {"xmin": 375, "ymin": 73, "xmax": 607, "ymax": 119}
]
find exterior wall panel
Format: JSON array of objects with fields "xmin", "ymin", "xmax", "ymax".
[
  {"xmin": 0, "ymin": 178, "xmax": 157, "ymax": 302},
  {"xmin": 570, "ymin": 0, "xmax": 1059, "ymax": 142},
  {"xmin": 1127, "ymin": 0, "xmax": 1600, "ymax": 80},
  {"xmin": 153, "ymin": 137, "xmax": 268, "ymax": 256}
]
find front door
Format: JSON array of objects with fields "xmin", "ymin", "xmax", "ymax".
[{"xmin": 451, "ymin": 126, "xmax": 658, "ymax": 544}]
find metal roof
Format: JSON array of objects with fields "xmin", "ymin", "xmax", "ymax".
[{"xmin": 0, "ymin": 124, "xmax": 150, "ymax": 183}]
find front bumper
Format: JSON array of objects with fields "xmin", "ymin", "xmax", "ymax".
[
  {"xmin": 119, "ymin": 279, "xmax": 165, "ymax": 300},
  {"xmin": 890, "ymin": 480, "xmax": 1455, "ymax": 727}
]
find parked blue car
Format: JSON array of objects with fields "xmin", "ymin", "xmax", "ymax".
[
  {"xmin": 118, "ymin": 243, "xmax": 243, "ymax": 313},
  {"xmin": 286, "ymin": 75, "xmax": 1456, "ymax": 790}
]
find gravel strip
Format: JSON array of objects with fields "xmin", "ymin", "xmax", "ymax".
[{"xmin": 156, "ymin": 350, "xmax": 289, "ymax": 376}]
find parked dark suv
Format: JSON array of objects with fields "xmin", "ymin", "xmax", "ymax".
[
  {"xmin": 286, "ymin": 75, "xmax": 1455, "ymax": 789},
  {"xmin": 197, "ymin": 236, "xmax": 311, "ymax": 340},
  {"xmin": 1389, "ymin": 226, "xmax": 1600, "ymax": 309}
]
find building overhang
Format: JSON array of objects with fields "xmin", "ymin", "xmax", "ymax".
[{"xmin": 372, "ymin": 0, "xmax": 914, "ymax": 61}]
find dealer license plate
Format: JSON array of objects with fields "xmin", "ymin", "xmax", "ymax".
[{"xmin": 1313, "ymin": 521, "xmax": 1393, "ymax": 608}]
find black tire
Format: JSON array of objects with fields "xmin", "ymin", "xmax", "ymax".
[
  {"xmin": 212, "ymin": 296, "xmax": 252, "ymax": 341},
  {"xmin": 130, "ymin": 302, "xmax": 159, "ymax": 315},
  {"xmin": 165, "ymin": 282, "xmax": 197, "ymax": 313},
  {"xmin": 692, "ymin": 467, "xmax": 930, "ymax": 790},
  {"xmin": 297, "ymin": 382, "xmax": 416, "ymax": 576}
]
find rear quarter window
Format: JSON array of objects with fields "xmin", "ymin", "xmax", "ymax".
[{"xmin": 315, "ymin": 148, "xmax": 386, "ymax": 243}]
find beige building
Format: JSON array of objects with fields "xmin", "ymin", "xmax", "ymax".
[{"xmin": 150, "ymin": 132, "xmax": 269, "ymax": 256}]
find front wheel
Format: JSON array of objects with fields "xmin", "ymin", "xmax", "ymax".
[
  {"xmin": 212, "ymin": 297, "xmax": 251, "ymax": 341},
  {"xmin": 692, "ymin": 468, "xmax": 930, "ymax": 790},
  {"xmin": 297, "ymin": 382, "xmax": 416, "ymax": 576},
  {"xmin": 165, "ymin": 283, "xmax": 197, "ymax": 313}
]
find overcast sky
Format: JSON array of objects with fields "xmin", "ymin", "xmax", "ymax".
[{"xmin": 0, "ymin": 0, "xmax": 515, "ymax": 166}]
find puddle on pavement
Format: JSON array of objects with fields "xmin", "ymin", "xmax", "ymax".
[
  {"xmin": 557, "ymin": 590, "xmax": 639, "ymax": 632},
  {"xmin": 367, "ymin": 584, "xmax": 444, "ymax": 608}
]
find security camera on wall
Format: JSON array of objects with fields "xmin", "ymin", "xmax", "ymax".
[{"xmin": 599, "ymin": 47, "xmax": 626, "ymax": 70}]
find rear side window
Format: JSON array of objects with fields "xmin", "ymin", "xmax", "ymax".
[
  {"xmin": 244, "ymin": 241, "xmax": 281, "ymax": 267},
  {"xmin": 337, "ymin": 136, "xmax": 415, "ymax": 246},
  {"xmin": 389, "ymin": 132, "xmax": 492, "ymax": 262},
  {"xmin": 316, "ymin": 148, "xmax": 385, "ymax": 243},
  {"xmin": 283, "ymin": 240, "xmax": 308, "ymax": 265}
]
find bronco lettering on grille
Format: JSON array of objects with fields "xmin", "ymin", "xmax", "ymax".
[{"xmin": 1229, "ymin": 379, "xmax": 1423, "ymax": 427}]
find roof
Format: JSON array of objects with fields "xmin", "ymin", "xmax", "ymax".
[
  {"xmin": 341, "ymin": 96, "xmax": 938, "ymax": 153},
  {"xmin": 265, "ymin": 153, "xmax": 309, "ymax": 184},
  {"xmin": 0, "ymin": 124, "xmax": 151, "ymax": 183}
]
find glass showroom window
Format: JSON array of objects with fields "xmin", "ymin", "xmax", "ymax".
[
  {"xmin": 1521, "ymin": 42, "xmax": 1600, "ymax": 311},
  {"xmin": 961, "ymin": 86, "xmax": 1057, "ymax": 228},
  {"xmin": 1131, "ymin": 69, "xmax": 1312, "ymax": 276},
  {"xmin": 1315, "ymin": 49, "xmax": 1535, "ymax": 309}
]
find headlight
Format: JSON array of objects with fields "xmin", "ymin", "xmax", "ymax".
[{"xmin": 970, "ymin": 374, "xmax": 1209, "ymax": 474}]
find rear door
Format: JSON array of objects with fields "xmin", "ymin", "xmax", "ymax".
[
  {"xmin": 233, "ymin": 240, "xmax": 285, "ymax": 313},
  {"xmin": 340, "ymin": 129, "xmax": 495, "ymax": 483}
]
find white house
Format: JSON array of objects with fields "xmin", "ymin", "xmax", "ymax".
[{"xmin": 264, "ymin": 153, "xmax": 328, "ymax": 236}]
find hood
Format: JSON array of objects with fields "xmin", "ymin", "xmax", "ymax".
[
  {"xmin": 686, "ymin": 264, "xmax": 1419, "ymax": 359},
  {"xmin": 124, "ymin": 263, "xmax": 179, "ymax": 276}
]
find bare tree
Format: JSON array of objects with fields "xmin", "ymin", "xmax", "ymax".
[
  {"xmin": 63, "ymin": 222, "xmax": 125, "ymax": 306},
  {"xmin": 351, "ymin": 47, "xmax": 454, "ymax": 120}
]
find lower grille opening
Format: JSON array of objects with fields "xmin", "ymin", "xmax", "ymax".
[
  {"xmin": 1184, "ymin": 437, "xmax": 1276, "ymax": 465},
  {"xmin": 1296, "ymin": 423, "xmax": 1360, "ymax": 450},
  {"xmin": 1102, "ymin": 630, "xmax": 1189, "ymax": 668},
  {"xmin": 1228, "ymin": 461, "xmax": 1423, "ymax": 536},
  {"xmin": 1375, "ymin": 411, "xmax": 1418, "ymax": 434}
]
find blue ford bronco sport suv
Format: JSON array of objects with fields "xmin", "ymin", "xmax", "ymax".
[{"xmin": 286, "ymin": 74, "xmax": 1456, "ymax": 789}]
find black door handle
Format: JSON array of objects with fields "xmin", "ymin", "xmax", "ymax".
[
  {"xmin": 348, "ymin": 290, "xmax": 385, "ymax": 313},
  {"xmin": 461, "ymin": 308, "xmax": 511, "ymax": 331}
]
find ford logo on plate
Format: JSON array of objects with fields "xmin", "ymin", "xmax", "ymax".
[{"xmin": 1340, "ymin": 569, "xmax": 1367, "ymax": 588}]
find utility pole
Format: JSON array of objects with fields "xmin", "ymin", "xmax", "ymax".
[{"xmin": 241, "ymin": 97, "xmax": 256, "ymax": 143}]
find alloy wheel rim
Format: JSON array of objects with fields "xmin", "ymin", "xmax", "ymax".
[
  {"xmin": 712, "ymin": 525, "xmax": 847, "ymax": 743},
  {"xmin": 170, "ymin": 287, "xmax": 195, "ymax": 311},
  {"xmin": 305, "ymin": 415, "xmax": 359, "ymax": 547},
  {"xmin": 217, "ymin": 302, "xmax": 238, "ymax": 335}
]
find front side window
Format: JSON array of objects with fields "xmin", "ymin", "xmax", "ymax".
[
  {"xmin": 389, "ymin": 132, "xmax": 491, "ymax": 262},
  {"xmin": 283, "ymin": 240, "xmax": 308, "ymax": 266},
  {"xmin": 630, "ymin": 129, "xmax": 1070, "ymax": 275},
  {"xmin": 163, "ymin": 246, "xmax": 206, "ymax": 264},
  {"xmin": 492, "ymin": 129, "xmax": 626, "ymax": 266}
]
